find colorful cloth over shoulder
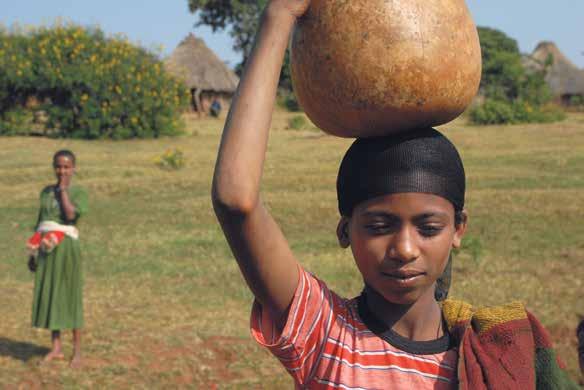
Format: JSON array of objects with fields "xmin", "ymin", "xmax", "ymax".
[{"xmin": 442, "ymin": 300, "xmax": 579, "ymax": 390}]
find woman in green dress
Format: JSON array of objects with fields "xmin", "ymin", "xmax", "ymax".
[{"xmin": 30, "ymin": 150, "xmax": 88, "ymax": 368}]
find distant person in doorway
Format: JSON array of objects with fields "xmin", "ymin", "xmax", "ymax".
[
  {"xmin": 29, "ymin": 150, "xmax": 88, "ymax": 368},
  {"xmin": 210, "ymin": 99, "xmax": 222, "ymax": 118}
]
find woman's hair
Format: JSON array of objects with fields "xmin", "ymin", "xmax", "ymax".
[{"xmin": 53, "ymin": 150, "xmax": 76, "ymax": 166}]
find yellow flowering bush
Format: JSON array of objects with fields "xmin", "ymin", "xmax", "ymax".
[{"xmin": 0, "ymin": 23, "xmax": 189, "ymax": 139}]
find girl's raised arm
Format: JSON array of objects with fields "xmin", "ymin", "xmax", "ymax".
[{"xmin": 211, "ymin": 1, "xmax": 310, "ymax": 329}]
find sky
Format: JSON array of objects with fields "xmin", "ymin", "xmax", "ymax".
[{"xmin": 1, "ymin": 0, "xmax": 583, "ymax": 69}]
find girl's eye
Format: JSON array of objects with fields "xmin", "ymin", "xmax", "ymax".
[
  {"xmin": 418, "ymin": 225, "xmax": 443, "ymax": 237},
  {"xmin": 364, "ymin": 222, "xmax": 396, "ymax": 234}
]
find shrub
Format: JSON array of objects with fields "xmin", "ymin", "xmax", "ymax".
[
  {"xmin": 287, "ymin": 115, "xmax": 307, "ymax": 130},
  {"xmin": 154, "ymin": 148, "xmax": 185, "ymax": 170},
  {"xmin": 469, "ymin": 100, "xmax": 516, "ymax": 125},
  {"xmin": 569, "ymin": 95, "xmax": 583, "ymax": 107},
  {"xmin": 0, "ymin": 107, "xmax": 33, "ymax": 135},
  {"xmin": 284, "ymin": 94, "xmax": 301, "ymax": 112},
  {"xmin": 469, "ymin": 99, "xmax": 565, "ymax": 125},
  {"xmin": 0, "ymin": 23, "xmax": 189, "ymax": 139},
  {"xmin": 277, "ymin": 90, "xmax": 301, "ymax": 112}
]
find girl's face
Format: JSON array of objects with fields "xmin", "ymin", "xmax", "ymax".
[
  {"xmin": 338, "ymin": 193, "xmax": 467, "ymax": 305},
  {"xmin": 53, "ymin": 156, "xmax": 75, "ymax": 182}
]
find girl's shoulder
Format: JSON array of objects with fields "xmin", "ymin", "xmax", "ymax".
[
  {"xmin": 40, "ymin": 184, "xmax": 55, "ymax": 196},
  {"xmin": 69, "ymin": 185, "xmax": 88, "ymax": 194},
  {"xmin": 39, "ymin": 184, "xmax": 87, "ymax": 193}
]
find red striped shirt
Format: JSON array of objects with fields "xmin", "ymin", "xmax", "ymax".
[{"xmin": 251, "ymin": 267, "xmax": 458, "ymax": 389}]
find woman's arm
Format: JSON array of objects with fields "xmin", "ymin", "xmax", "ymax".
[
  {"xmin": 57, "ymin": 188, "xmax": 77, "ymax": 222},
  {"xmin": 212, "ymin": 1, "xmax": 310, "ymax": 328},
  {"xmin": 56, "ymin": 173, "xmax": 77, "ymax": 222}
]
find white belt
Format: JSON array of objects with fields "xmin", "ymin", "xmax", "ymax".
[{"xmin": 37, "ymin": 221, "xmax": 79, "ymax": 240}]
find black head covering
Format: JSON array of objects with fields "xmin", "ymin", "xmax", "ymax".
[{"xmin": 336, "ymin": 128, "xmax": 465, "ymax": 217}]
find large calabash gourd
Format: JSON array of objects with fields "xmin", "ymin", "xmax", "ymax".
[{"xmin": 290, "ymin": 0, "xmax": 482, "ymax": 138}]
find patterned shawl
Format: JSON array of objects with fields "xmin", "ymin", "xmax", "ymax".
[{"xmin": 442, "ymin": 300, "xmax": 579, "ymax": 389}]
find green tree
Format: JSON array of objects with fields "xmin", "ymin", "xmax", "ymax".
[
  {"xmin": 477, "ymin": 26, "xmax": 552, "ymax": 104},
  {"xmin": 189, "ymin": 0, "xmax": 267, "ymax": 61},
  {"xmin": 188, "ymin": 0, "xmax": 294, "ymax": 89},
  {"xmin": 477, "ymin": 27, "xmax": 524, "ymax": 100},
  {"xmin": 469, "ymin": 27, "xmax": 562, "ymax": 125}
]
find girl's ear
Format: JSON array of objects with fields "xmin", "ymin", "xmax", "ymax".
[
  {"xmin": 452, "ymin": 210, "xmax": 468, "ymax": 249},
  {"xmin": 336, "ymin": 217, "xmax": 351, "ymax": 249}
]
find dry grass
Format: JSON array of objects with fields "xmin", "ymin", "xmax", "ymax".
[{"xmin": 0, "ymin": 111, "xmax": 583, "ymax": 388}]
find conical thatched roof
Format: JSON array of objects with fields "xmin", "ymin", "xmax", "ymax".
[
  {"xmin": 165, "ymin": 34, "xmax": 239, "ymax": 93},
  {"xmin": 523, "ymin": 41, "xmax": 584, "ymax": 96}
]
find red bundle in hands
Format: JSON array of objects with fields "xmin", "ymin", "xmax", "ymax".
[{"xmin": 27, "ymin": 231, "xmax": 66, "ymax": 253}]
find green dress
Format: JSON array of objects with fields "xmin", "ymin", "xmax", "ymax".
[{"xmin": 31, "ymin": 185, "xmax": 88, "ymax": 330}]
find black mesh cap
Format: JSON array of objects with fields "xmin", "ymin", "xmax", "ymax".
[{"xmin": 336, "ymin": 128, "xmax": 465, "ymax": 216}]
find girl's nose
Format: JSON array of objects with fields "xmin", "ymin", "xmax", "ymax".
[{"xmin": 388, "ymin": 226, "xmax": 420, "ymax": 263}]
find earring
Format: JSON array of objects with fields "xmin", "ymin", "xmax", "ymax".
[{"xmin": 343, "ymin": 225, "xmax": 349, "ymax": 238}]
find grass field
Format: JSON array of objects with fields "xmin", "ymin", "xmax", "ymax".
[{"xmin": 1, "ymin": 111, "xmax": 583, "ymax": 388}]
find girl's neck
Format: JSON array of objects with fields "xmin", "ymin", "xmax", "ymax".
[{"xmin": 364, "ymin": 284, "xmax": 443, "ymax": 341}]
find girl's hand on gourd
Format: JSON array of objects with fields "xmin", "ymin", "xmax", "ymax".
[{"xmin": 268, "ymin": 0, "xmax": 311, "ymax": 19}]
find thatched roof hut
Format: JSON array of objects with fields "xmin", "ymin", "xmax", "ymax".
[
  {"xmin": 523, "ymin": 42, "xmax": 584, "ymax": 104},
  {"xmin": 165, "ymin": 34, "xmax": 239, "ymax": 115}
]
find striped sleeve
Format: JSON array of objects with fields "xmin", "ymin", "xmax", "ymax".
[{"xmin": 251, "ymin": 266, "xmax": 336, "ymax": 385}]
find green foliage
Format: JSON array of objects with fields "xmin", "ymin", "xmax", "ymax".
[
  {"xmin": 0, "ymin": 23, "xmax": 189, "ymax": 139},
  {"xmin": 569, "ymin": 95, "xmax": 584, "ymax": 108},
  {"xmin": 471, "ymin": 27, "xmax": 563, "ymax": 125},
  {"xmin": 277, "ymin": 89, "xmax": 301, "ymax": 112},
  {"xmin": 469, "ymin": 100, "xmax": 515, "ymax": 125},
  {"xmin": 0, "ymin": 107, "xmax": 33, "ymax": 135},
  {"xmin": 188, "ymin": 0, "xmax": 293, "ymax": 89},
  {"xmin": 569, "ymin": 95, "xmax": 582, "ymax": 105},
  {"xmin": 188, "ymin": 0, "xmax": 267, "ymax": 60},
  {"xmin": 477, "ymin": 26, "xmax": 551, "ymax": 103},
  {"xmin": 287, "ymin": 115, "xmax": 308, "ymax": 130},
  {"xmin": 477, "ymin": 27, "xmax": 521, "ymax": 98},
  {"xmin": 469, "ymin": 100, "xmax": 565, "ymax": 125},
  {"xmin": 154, "ymin": 148, "xmax": 186, "ymax": 170}
]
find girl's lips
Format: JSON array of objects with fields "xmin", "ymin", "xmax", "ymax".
[{"xmin": 381, "ymin": 271, "xmax": 426, "ymax": 287}]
